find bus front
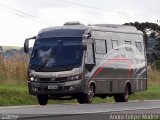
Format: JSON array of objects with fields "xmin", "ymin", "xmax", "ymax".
[{"xmin": 24, "ymin": 26, "xmax": 88, "ymax": 105}]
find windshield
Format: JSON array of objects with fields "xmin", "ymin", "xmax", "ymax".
[{"xmin": 29, "ymin": 37, "xmax": 83, "ymax": 71}]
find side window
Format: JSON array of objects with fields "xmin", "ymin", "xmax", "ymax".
[
  {"xmin": 95, "ymin": 39, "xmax": 107, "ymax": 54},
  {"xmin": 86, "ymin": 43, "xmax": 95, "ymax": 64},
  {"xmin": 112, "ymin": 40, "xmax": 118, "ymax": 49},
  {"xmin": 135, "ymin": 42, "xmax": 142, "ymax": 51},
  {"xmin": 125, "ymin": 41, "xmax": 132, "ymax": 51}
]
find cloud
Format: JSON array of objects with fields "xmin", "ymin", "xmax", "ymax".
[
  {"xmin": 0, "ymin": 0, "xmax": 159, "ymax": 46},
  {"xmin": 38, "ymin": 7, "xmax": 127, "ymax": 25},
  {"xmin": 0, "ymin": 9, "xmax": 46, "ymax": 46},
  {"xmin": 38, "ymin": 6, "xmax": 154, "ymax": 26}
]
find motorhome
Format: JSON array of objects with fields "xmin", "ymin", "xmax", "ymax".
[{"xmin": 24, "ymin": 22, "xmax": 147, "ymax": 105}]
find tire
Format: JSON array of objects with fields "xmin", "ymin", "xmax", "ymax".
[
  {"xmin": 77, "ymin": 84, "xmax": 95, "ymax": 104},
  {"xmin": 114, "ymin": 85, "xmax": 129, "ymax": 102},
  {"xmin": 37, "ymin": 95, "xmax": 48, "ymax": 105}
]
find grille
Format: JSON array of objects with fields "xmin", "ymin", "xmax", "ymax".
[
  {"xmin": 39, "ymin": 78, "xmax": 51, "ymax": 82},
  {"xmin": 38, "ymin": 77, "xmax": 68, "ymax": 83},
  {"xmin": 55, "ymin": 77, "xmax": 68, "ymax": 82}
]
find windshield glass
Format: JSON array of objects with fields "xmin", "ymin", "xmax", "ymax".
[{"xmin": 29, "ymin": 37, "xmax": 83, "ymax": 71}]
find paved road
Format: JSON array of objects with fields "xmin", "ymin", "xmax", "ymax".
[{"xmin": 0, "ymin": 100, "xmax": 160, "ymax": 120}]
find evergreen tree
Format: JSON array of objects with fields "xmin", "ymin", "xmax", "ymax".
[{"xmin": 124, "ymin": 22, "xmax": 160, "ymax": 48}]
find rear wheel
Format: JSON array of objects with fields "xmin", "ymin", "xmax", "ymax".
[
  {"xmin": 77, "ymin": 84, "xmax": 95, "ymax": 104},
  {"xmin": 114, "ymin": 85, "xmax": 129, "ymax": 102},
  {"xmin": 37, "ymin": 95, "xmax": 48, "ymax": 105}
]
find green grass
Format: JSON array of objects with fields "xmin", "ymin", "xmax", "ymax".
[
  {"xmin": 129, "ymin": 85, "xmax": 160, "ymax": 100},
  {"xmin": 93, "ymin": 85, "xmax": 160, "ymax": 103},
  {"xmin": 0, "ymin": 83, "xmax": 160, "ymax": 106},
  {"xmin": 0, "ymin": 47, "xmax": 159, "ymax": 106},
  {"xmin": 138, "ymin": 118, "xmax": 160, "ymax": 120},
  {"xmin": 0, "ymin": 61, "xmax": 160, "ymax": 106},
  {"xmin": 0, "ymin": 83, "xmax": 80, "ymax": 106},
  {"xmin": 0, "ymin": 83, "xmax": 113, "ymax": 106},
  {"xmin": 0, "ymin": 84, "xmax": 37, "ymax": 106}
]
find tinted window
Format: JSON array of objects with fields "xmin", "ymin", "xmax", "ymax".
[
  {"xmin": 95, "ymin": 39, "xmax": 107, "ymax": 54},
  {"xmin": 135, "ymin": 42, "xmax": 142, "ymax": 51},
  {"xmin": 30, "ymin": 37, "xmax": 83, "ymax": 71}
]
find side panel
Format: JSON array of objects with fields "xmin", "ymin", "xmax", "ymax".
[{"xmin": 87, "ymin": 30, "xmax": 147, "ymax": 94}]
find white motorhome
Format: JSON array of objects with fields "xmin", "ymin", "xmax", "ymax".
[{"xmin": 24, "ymin": 22, "xmax": 147, "ymax": 105}]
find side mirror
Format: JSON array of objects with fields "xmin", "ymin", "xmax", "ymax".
[
  {"xmin": 24, "ymin": 36, "xmax": 36, "ymax": 53},
  {"xmin": 83, "ymin": 33, "xmax": 91, "ymax": 39},
  {"xmin": 24, "ymin": 39, "xmax": 29, "ymax": 53}
]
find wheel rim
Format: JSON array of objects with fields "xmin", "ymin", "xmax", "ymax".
[{"xmin": 88, "ymin": 85, "xmax": 94, "ymax": 101}]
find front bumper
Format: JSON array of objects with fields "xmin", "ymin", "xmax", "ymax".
[{"xmin": 28, "ymin": 80, "xmax": 84, "ymax": 95}]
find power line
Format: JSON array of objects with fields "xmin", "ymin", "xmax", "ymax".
[
  {"xmin": 58, "ymin": 0, "xmax": 110, "ymax": 12},
  {"xmin": 1, "ymin": 1, "xmax": 159, "ymax": 27},
  {"xmin": 33, "ymin": 0, "xmax": 132, "ymax": 18},
  {"xmin": 57, "ymin": 0, "xmax": 159, "ymax": 20},
  {"xmin": 0, "ymin": 3, "xmax": 56, "ymax": 26},
  {"xmin": 27, "ymin": 0, "xmax": 158, "ymax": 23},
  {"xmin": 32, "ymin": 0, "xmax": 110, "ymax": 17}
]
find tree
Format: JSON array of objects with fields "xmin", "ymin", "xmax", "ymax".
[
  {"xmin": 124, "ymin": 22, "xmax": 160, "ymax": 48},
  {"xmin": 124, "ymin": 22, "xmax": 160, "ymax": 66}
]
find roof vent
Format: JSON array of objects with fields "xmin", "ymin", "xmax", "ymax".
[{"xmin": 64, "ymin": 21, "xmax": 83, "ymax": 26}]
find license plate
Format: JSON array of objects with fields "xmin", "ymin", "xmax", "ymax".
[{"xmin": 48, "ymin": 85, "xmax": 58, "ymax": 90}]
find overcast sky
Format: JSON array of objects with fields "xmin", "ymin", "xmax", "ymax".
[{"xmin": 0, "ymin": 0, "xmax": 160, "ymax": 46}]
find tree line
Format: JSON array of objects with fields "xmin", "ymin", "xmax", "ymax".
[{"xmin": 124, "ymin": 22, "xmax": 160, "ymax": 50}]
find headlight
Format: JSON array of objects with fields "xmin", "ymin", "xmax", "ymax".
[
  {"xmin": 75, "ymin": 75, "xmax": 79, "ymax": 79},
  {"xmin": 68, "ymin": 73, "xmax": 84, "ymax": 80},
  {"xmin": 29, "ymin": 77, "xmax": 37, "ymax": 81},
  {"xmin": 70, "ymin": 76, "xmax": 74, "ymax": 80},
  {"xmin": 30, "ymin": 77, "xmax": 35, "ymax": 81}
]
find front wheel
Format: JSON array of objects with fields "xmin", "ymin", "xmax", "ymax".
[
  {"xmin": 77, "ymin": 84, "xmax": 95, "ymax": 104},
  {"xmin": 114, "ymin": 85, "xmax": 129, "ymax": 102},
  {"xmin": 37, "ymin": 95, "xmax": 48, "ymax": 105}
]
